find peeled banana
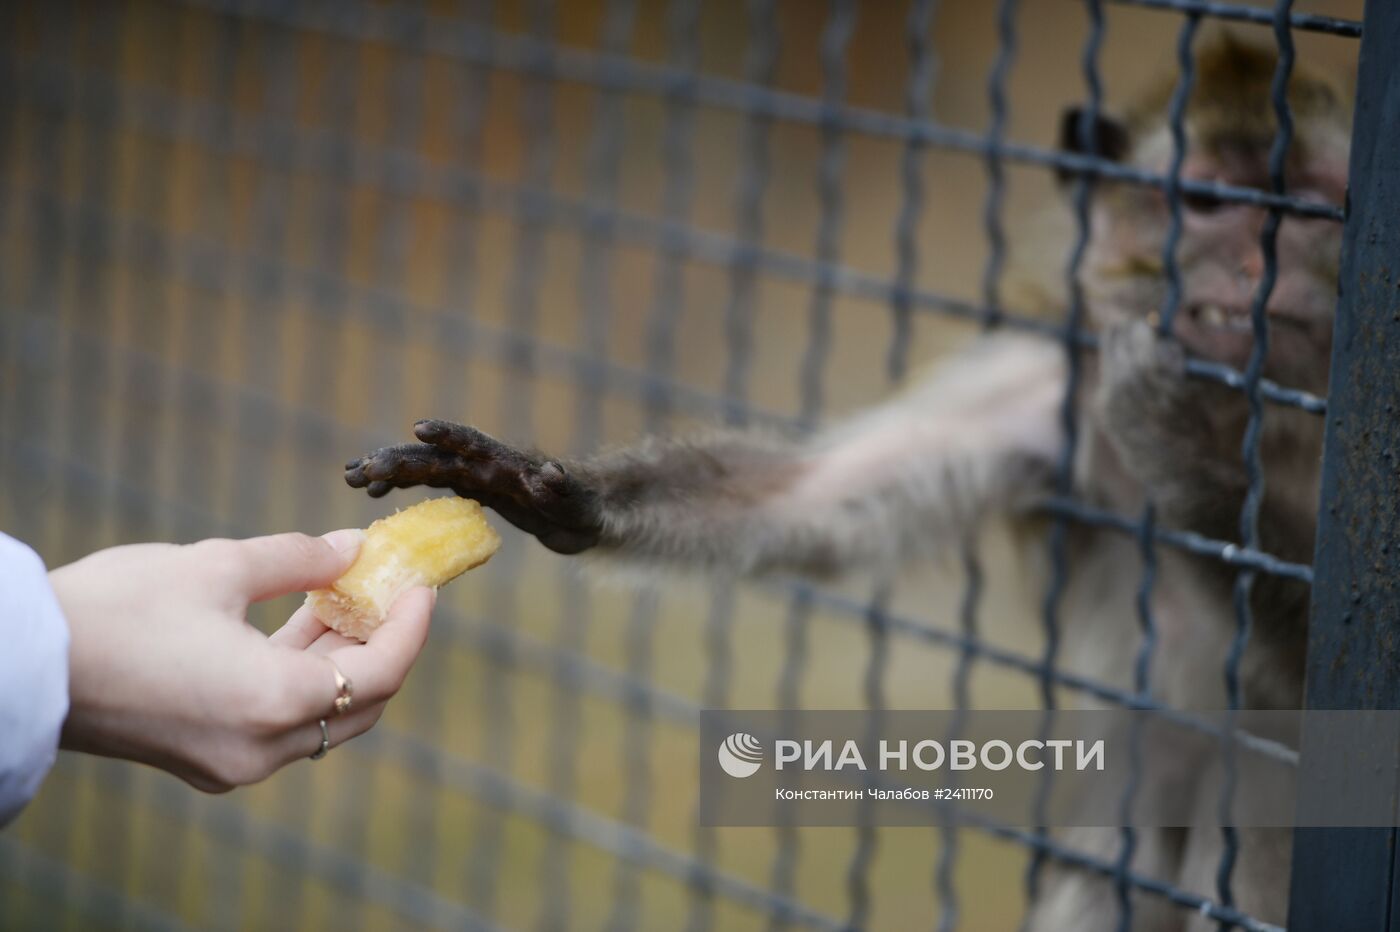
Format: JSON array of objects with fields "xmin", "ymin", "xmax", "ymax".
[{"xmin": 306, "ymin": 497, "xmax": 501, "ymax": 641}]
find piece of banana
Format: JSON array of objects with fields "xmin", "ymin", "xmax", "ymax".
[{"xmin": 306, "ymin": 497, "xmax": 501, "ymax": 641}]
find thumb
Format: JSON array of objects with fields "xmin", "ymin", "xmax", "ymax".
[{"xmin": 225, "ymin": 528, "xmax": 364, "ymax": 603}]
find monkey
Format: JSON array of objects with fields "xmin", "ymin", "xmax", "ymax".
[{"xmin": 344, "ymin": 35, "xmax": 1350, "ymax": 932}]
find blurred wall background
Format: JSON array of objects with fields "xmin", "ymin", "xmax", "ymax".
[{"xmin": 0, "ymin": 1, "xmax": 1361, "ymax": 929}]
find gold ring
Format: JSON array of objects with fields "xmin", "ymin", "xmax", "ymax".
[
  {"xmin": 328, "ymin": 658, "xmax": 353, "ymax": 716},
  {"xmin": 310, "ymin": 719, "xmax": 330, "ymax": 760}
]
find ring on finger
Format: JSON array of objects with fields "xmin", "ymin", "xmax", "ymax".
[
  {"xmin": 328, "ymin": 658, "xmax": 354, "ymax": 716},
  {"xmin": 309, "ymin": 718, "xmax": 330, "ymax": 760}
]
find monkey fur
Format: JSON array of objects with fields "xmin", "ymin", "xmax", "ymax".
[{"xmin": 346, "ymin": 36, "xmax": 1348, "ymax": 931}]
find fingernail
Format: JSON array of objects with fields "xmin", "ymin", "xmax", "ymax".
[{"xmin": 322, "ymin": 528, "xmax": 365, "ymax": 557}]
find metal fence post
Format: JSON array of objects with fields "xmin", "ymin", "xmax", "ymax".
[{"xmin": 1288, "ymin": 2, "xmax": 1400, "ymax": 928}]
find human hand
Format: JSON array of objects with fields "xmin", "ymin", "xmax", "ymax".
[{"xmin": 48, "ymin": 530, "xmax": 435, "ymax": 792}]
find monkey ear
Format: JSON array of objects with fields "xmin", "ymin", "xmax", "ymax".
[{"xmin": 1056, "ymin": 106, "xmax": 1129, "ymax": 184}]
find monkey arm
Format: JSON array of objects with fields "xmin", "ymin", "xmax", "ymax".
[
  {"xmin": 1094, "ymin": 323, "xmax": 1320, "ymax": 549},
  {"xmin": 345, "ymin": 334, "xmax": 1067, "ymax": 578},
  {"xmin": 1095, "ymin": 323, "xmax": 1317, "ymax": 640},
  {"xmin": 1095, "ymin": 322, "xmax": 1250, "ymax": 539}
]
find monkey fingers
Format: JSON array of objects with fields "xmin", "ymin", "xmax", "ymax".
[
  {"xmin": 1100, "ymin": 320, "xmax": 1187, "ymax": 389},
  {"xmin": 346, "ymin": 424, "xmax": 604, "ymax": 555},
  {"xmin": 411, "ymin": 418, "xmax": 501, "ymax": 452},
  {"xmin": 1097, "ymin": 321, "xmax": 1197, "ymax": 425},
  {"xmin": 344, "ymin": 443, "xmax": 472, "ymax": 498}
]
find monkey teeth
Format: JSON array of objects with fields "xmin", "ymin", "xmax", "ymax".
[{"xmin": 1192, "ymin": 303, "xmax": 1254, "ymax": 333}]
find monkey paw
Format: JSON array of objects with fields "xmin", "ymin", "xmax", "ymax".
[
  {"xmin": 1097, "ymin": 317, "xmax": 1187, "ymax": 394},
  {"xmin": 345, "ymin": 419, "xmax": 603, "ymax": 555},
  {"xmin": 1096, "ymin": 321, "xmax": 1210, "ymax": 474},
  {"xmin": 1098, "ymin": 320, "xmax": 1190, "ymax": 408}
]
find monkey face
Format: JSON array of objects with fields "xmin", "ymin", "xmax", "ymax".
[
  {"xmin": 1081, "ymin": 128, "xmax": 1345, "ymax": 396},
  {"xmin": 1059, "ymin": 33, "xmax": 1351, "ymax": 398}
]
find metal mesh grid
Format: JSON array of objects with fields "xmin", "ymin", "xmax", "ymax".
[{"xmin": 0, "ymin": 1, "xmax": 1367, "ymax": 930}]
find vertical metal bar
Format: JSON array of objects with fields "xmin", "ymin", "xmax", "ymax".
[
  {"xmin": 468, "ymin": 0, "xmax": 557, "ymax": 916},
  {"xmin": 708, "ymin": 9, "xmax": 781, "ymax": 912},
  {"xmin": 425, "ymin": 7, "xmax": 494, "ymax": 461},
  {"xmin": 1025, "ymin": 0, "xmax": 1102, "ymax": 909},
  {"xmin": 174, "ymin": 0, "xmax": 243, "ymax": 577},
  {"xmin": 979, "ymin": 0, "xmax": 1019, "ymax": 332},
  {"xmin": 71, "ymin": 0, "xmax": 129, "ymax": 549},
  {"xmin": 607, "ymin": 586, "xmax": 661, "ymax": 932},
  {"xmin": 1216, "ymin": 4, "xmax": 1294, "ymax": 922},
  {"xmin": 3, "ymin": 5, "xmax": 67, "ymax": 566},
  {"xmin": 608, "ymin": 4, "xmax": 700, "ymax": 927},
  {"xmin": 363, "ymin": 10, "xmax": 427, "ymax": 437},
  {"xmin": 1113, "ymin": 15, "xmax": 1195, "ymax": 930},
  {"xmin": 119, "ymin": 1, "xmax": 214, "ymax": 539},
  {"xmin": 144, "ymin": 8, "xmax": 244, "ymax": 917},
  {"xmin": 288, "ymin": 16, "xmax": 357, "ymax": 541},
  {"xmin": 1153, "ymin": 14, "xmax": 1199, "ymax": 339},
  {"xmin": 538, "ymin": 2, "xmax": 637, "ymax": 927},
  {"xmin": 797, "ymin": 0, "xmax": 856, "ymax": 430},
  {"xmin": 334, "ymin": 10, "xmax": 430, "ymax": 930},
  {"xmin": 769, "ymin": 3, "xmax": 855, "ymax": 919},
  {"xmin": 845, "ymin": 583, "xmax": 891, "ymax": 931},
  {"xmin": 567, "ymin": 0, "xmax": 637, "ymax": 448},
  {"xmin": 935, "ymin": 546, "xmax": 982, "ymax": 932},
  {"xmin": 214, "ymin": 11, "xmax": 300, "ymax": 930},
  {"xmin": 686, "ymin": 583, "xmax": 737, "ymax": 932},
  {"xmin": 420, "ymin": 1, "xmax": 498, "ymax": 912},
  {"xmin": 409, "ymin": 0, "xmax": 494, "ymax": 918},
  {"xmin": 2, "ymin": 4, "xmax": 105, "ymax": 921},
  {"xmin": 0, "ymin": 26, "xmax": 14, "ymax": 584},
  {"xmin": 638, "ymin": 0, "xmax": 700, "ymax": 430},
  {"xmin": 1113, "ymin": 506, "xmax": 1157, "ymax": 930},
  {"xmin": 720, "ymin": 0, "xmax": 778, "ymax": 427},
  {"xmin": 768, "ymin": 587, "xmax": 815, "ymax": 932},
  {"xmin": 1287, "ymin": 1, "xmax": 1400, "ymax": 928},
  {"xmin": 934, "ymin": 3, "xmax": 1018, "ymax": 920},
  {"xmin": 415, "ymin": 12, "xmax": 497, "ymax": 902},
  {"xmin": 887, "ymin": 0, "xmax": 939, "ymax": 384},
  {"xmin": 377, "ymin": 16, "xmax": 498, "ymax": 907},
  {"xmin": 60, "ymin": 4, "xmax": 132, "ymax": 922},
  {"xmin": 227, "ymin": 7, "xmax": 296, "ymax": 576},
  {"xmin": 0, "ymin": 0, "xmax": 16, "ymax": 633},
  {"xmin": 279, "ymin": 15, "xmax": 361, "ymax": 927},
  {"xmin": 873, "ymin": 0, "xmax": 942, "ymax": 922}
]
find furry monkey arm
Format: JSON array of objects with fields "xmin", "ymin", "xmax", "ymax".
[{"xmin": 346, "ymin": 334, "xmax": 1066, "ymax": 578}]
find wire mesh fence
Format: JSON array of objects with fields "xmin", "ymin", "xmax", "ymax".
[{"xmin": 0, "ymin": 1, "xmax": 1377, "ymax": 930}]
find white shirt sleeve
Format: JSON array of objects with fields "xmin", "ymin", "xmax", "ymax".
[{"xmin": 0, "ymin": 532, "xmax": 70, "ymax": 827}]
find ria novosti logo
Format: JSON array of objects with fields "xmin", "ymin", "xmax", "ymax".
[{"xmin": 718, "ymin": 733, "xmax": 764, "ymax": 778}]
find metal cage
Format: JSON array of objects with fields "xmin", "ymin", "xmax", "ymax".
[{"xmin": 0, "ymin": 1, "xmax": 1393, "ymax": 930}]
